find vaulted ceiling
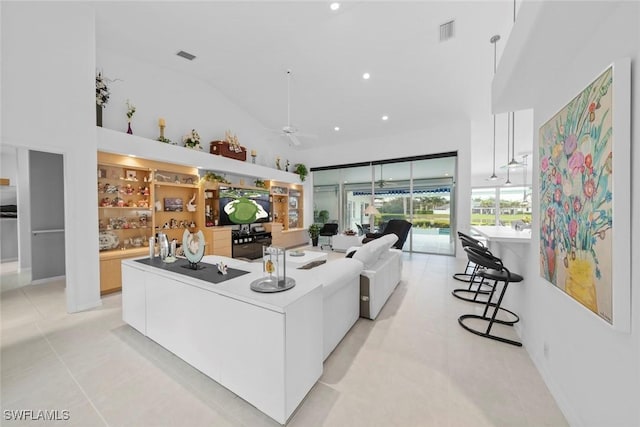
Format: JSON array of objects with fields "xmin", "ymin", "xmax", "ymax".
[{"xmin": 95, "ymin": 1, "xmax": 520, "ymax": 179}]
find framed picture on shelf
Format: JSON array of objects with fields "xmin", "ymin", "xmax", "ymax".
[
  {"xmin": 164, "ymin": 198, "xmax": 183, "ymax": 212},
  {"xmin": 125, "ymin": 170, "xmax": 138, "ymax": 181}
]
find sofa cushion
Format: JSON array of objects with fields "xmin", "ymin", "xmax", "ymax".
[{"xmin": 352, "ymin": 234, "xmax": 398, "ymax": 269}]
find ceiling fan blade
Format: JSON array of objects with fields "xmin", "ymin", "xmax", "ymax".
[
  {"xmin": 295, "ymin": 132, "xmax": 318, "ymax": 139},
  {"xmin": 286, "ymin": 133, "xmax": 302, "ymax": 146}
]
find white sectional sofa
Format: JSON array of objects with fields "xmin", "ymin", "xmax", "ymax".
[
  {"xmin": 347, "ymin": 234, "xmax": 403, "ymax": 320},
  {"xmin": 199, "ymin": 254, "xmax": 362, "ymax": 361},
  {"xmin": 314, "ymin": 258, "xmax": 362, "ymax": 360}
]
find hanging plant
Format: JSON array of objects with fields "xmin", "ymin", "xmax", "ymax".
[{"xmin": 294, "ymin": 163, "xmax": 308, "ymax": 181}]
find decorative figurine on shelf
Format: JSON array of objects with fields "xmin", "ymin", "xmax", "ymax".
[
  {"xmin": 126, "ymin": 99, "xmax": 136, "ymax": 134},
  {"xmin": 224, "ymin": 130, "xmax": 242, "ymax": 153},
  {"xmin": 217, "ymin": 261, "xmax": 228, "ymax": 275},
  {"xmin": 285, "ymin": 160, "xmax": 290, "ymax": 172},
  {"xmin": 157, "ymin": 118, "xmax": 172, "ymax": 144},
  {"xmin": 105, "ymin": 183, "xmax": 118, "ymax": 194},
  {"xmin": 170, "ymin": 218, "xmax": 178, "ymax": 229},
  {"xmin": 186, "ymin": 193, "xmax": 197, "ymax": 212},
  {"xmin": 276, "ymin": 156, "xmax": 281, "ymax": 170},
  {"xmin": 251, "ymin": 150, "xmax": 257, "ymax": 164},
  {"xmin": 189, "ymin": 220, "xmax": 196, "ymax": 228},
  {"xmin": 183, "ymin": 230, "xmax": 206, "ymax": 270},
  {"xmin": 163, "ymin": 222, "xmax": 170, "ymax": 229}
]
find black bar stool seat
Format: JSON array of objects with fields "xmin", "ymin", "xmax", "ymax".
[
  {"xmin": 453, "ymin": 232, "xmax": 487, "ymax": 284},
  {"xmin": 457, "ymin": 246, "xmax": 524, "ymax": 347},
  {"xmin": 452, "ymin": 233, "xmax": 494, "ymax": 302}
]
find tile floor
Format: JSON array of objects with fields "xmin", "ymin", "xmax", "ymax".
[{"xmin": 0, "ymin": 251, "xmax": 568, "ymax": 426}]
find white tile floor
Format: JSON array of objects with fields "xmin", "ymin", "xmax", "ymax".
[{"xmin": 0, "ymin": 252, "xmax": 568, "ymax": 426}]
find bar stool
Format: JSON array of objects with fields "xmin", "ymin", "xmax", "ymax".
[
  {"xmin": 452, "ymin": 234, "xmax": 494, "ymax": 303},
  {"xmin": 453, "ymin": 232, "xmax": 488, "ymax": 283},
  {"xmin": 458, "ymin": 245, "xmax": 523, "ymax": 346}
]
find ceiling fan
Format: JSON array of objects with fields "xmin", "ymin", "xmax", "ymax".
[{"xmin": 275, "ymin": 69, "xmax": 317, "ymax": 146}]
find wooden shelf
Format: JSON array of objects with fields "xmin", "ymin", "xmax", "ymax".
[
  {"xmin": 154, "ymin": 182, "xmax": 199, "ymax": 189},
  {"xmin": 98, "ymin": 206, "xmax": 152, "ymax": 210},
  {"xmin": 97, "ymin": 127, "xmax": 302, "ymax": 184}
]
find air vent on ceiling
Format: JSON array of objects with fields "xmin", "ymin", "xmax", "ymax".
[
  {"xmin": 176, "ymin": 50, "xmax": 196, "ymax": 61},
  {"xmin": 439, "ymin": 20, "xmax": 455, "ymax": 42}
]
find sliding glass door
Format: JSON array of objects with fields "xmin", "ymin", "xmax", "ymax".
[{"xmin": 312, "ymin": 153, "xmax": 457, "ymax": 255}]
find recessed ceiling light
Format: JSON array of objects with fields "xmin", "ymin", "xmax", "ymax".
[
  {"xmin": 362, "ymin": 72, "xmax": 371, "ymax": 80},
  {"xmin": 334, "ymin": 126, "xmax": 340, "ymax": 131},
  {"xmin": 381, "ymin": 115, "xmax": 389, "ymax": 121},
  {"xmin": 330, "ymin": 2, "xmax": 340, "ymax": 11}
]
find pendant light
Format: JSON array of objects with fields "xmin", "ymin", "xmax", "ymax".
[
  {"xmin": 487, "ymin": 34, "xmax": 501, "ymax": 181},
  {"xmin": 507, "ymin": 0, "xmax": 522, "ymax": 169}
]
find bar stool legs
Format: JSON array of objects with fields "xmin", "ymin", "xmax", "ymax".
[{"xmin": 457, "ymin": 246, "xmax": 524, "ymax": 347}]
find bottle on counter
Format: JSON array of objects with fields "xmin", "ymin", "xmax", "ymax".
[
  {"xmin": 149, "ymin": 236, "xmax": 155, "ymax": 259},
  {"xmin": 158, "ymin": 233, "xmax": 169, "ymax": 261}
]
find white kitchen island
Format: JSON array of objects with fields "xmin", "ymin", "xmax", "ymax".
[{"xmin": 121, "ymin": 255, "xmax": 323, "ymax": 425}]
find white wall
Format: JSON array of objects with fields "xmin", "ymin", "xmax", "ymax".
[
  {"xmin": 498, "ymin": 3, "xmax": 639, "ymax": 426},
  {"xmin": 303, "ymin": 119, "xmax": 471, "ymax": 257},
  {"xmin": 97, "ymin": 49, "xmax": 303, "ymax": 169},
  {"xmin": 2, "ymin": 2, "xmax": 99, "ymax": 311}
]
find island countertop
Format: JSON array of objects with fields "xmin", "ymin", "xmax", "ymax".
[
  {"xmin": 471, "ymin": 225, "xmax": 532, "ymax": 244},
  {"xmin": 122, "ymin": 255, "xmax": 323, "ymax": 314}
]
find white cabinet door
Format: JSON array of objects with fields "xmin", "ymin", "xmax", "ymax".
[
  {"xmin": 122, "ymin": 264, "xmax": 147, "ymax": 334},
  {"xmin": 146, "ymin": 275, "xmax": 222, "ymax": 381}
]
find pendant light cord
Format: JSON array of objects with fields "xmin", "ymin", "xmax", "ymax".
[
  {"xmin": 286, "ymin": 70, "xmax": 291, "ymax": 128},
  {"xmin": 489, "ymin": 35, "xmax": 500, "ymax": 180}
]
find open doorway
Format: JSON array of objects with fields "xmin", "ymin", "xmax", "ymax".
[{"xmin": 0, "ymin": 146, "xmax": 66, "ymax": 291}]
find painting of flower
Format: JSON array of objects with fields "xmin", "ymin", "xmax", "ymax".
[{"xmin": 539, "ymin": 66, "xmax": 613, "ymax": 323}]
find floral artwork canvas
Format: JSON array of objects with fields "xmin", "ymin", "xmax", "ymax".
[{"xmin": 539, "ymin": 66, "xmax": 613, "ymax": 323}]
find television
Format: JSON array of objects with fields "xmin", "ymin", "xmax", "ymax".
[{"xmin": 218, "ymin": 186, "xmax": 271, "ymax": 226}]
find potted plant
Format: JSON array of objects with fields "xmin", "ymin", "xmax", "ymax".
[
  {"xmin": 318, "ymin": 210, "xmax": 329, "ymax": 224},
  {"xmin": 308, "ymin": 223, "xmax": 321, "ymax": 247},
  {"xmin": 294, "ymin": 163, "xmax": 308, "ymax": 182},
  {"xmin": 182, "ymin": 129, "xmax": 202, "ymax": 150}
]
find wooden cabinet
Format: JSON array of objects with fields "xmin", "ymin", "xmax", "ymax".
[
  {"xmin": 267, "ymin": 181, "xmax": 304, "ymax": 231},
  {"xmin": 264, "ymin": 223, "xmax": 309, "ymax": 249},
  {"xmin": 97, "ymin": 152, "xmax": 200, "ymax": 294},
  {"xmin": 99, "ymin": 248, "xmax": 147, "ymax": 294},
  {"xmin": 204, "ymin": 227, "xmax": 232, "ymax": 257}
]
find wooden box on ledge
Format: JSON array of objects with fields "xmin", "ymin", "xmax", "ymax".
[{"xmin": 209, "ymin": 140, "xmax": 247, "ymax": 161}]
